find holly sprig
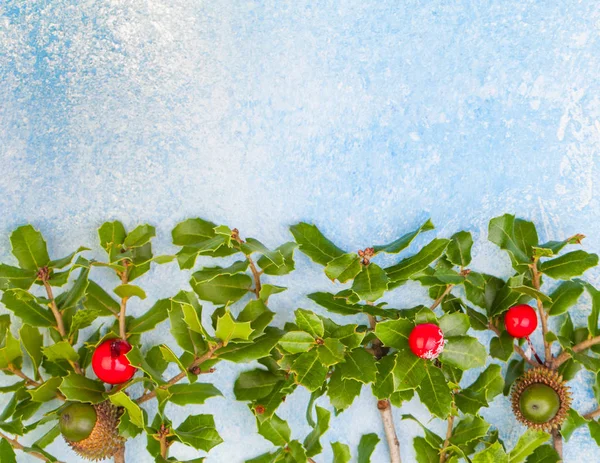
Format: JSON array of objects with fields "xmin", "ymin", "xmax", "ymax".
[{"xmin": 0, "ymin": 215, "xmax": 599, "ymax": 462}]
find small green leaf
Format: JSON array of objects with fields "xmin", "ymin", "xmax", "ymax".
[
  {"xmin": 372, "ymin": 354, "xmax": 396, "ymax": 399},
  {"xmin": 19, "ymin": 325, "xmax": 43, "ymax": 379},
  {"xmin": 545, "ymin": 280, "xmax": 584, "ymax": 316},
  {"xmin": 417, "ymin": 363, "xmax": 452, "ymax": 418},
  {"xmin": 351, "ymin": 263, "xmax": 389, "ymax": 302},
  {"xmin": 392, "ymin": 350, "xmax": 426, "ymax": 391},
  {"xmin": 327, "ymin": 368, "xmax": 362, "ymax": 412},
  {"xmin": 109, "ymin": 391, "xmax": 145, "ymax": 429},
  {"xmin": 174, "ymin": 414, "xmax": 223, "ymax": 452},
  {"xmin": 324, "ymin": 253, "xmax": 362, "ymax": 283},
  {"xmin": 0, "ymin": 265, "xmax": 37, "ymax": 290},
  {"xmin": 191, "ymin": 273, "xmax": 252, "ymax": 304},
  {"xmin": 215, "ymin": 311, "xmax": 254, "ymax": 344},
  {"xmin": 413, "ymin": 436, "xmax": 439, "ymax": 463},
  {"xmin": 339, "ymin": 348, "xmax": 377, "ymax": 384},
  {"xmin": 488, "ymin": 214, "xmax": 538, "ymax": 272},
  {"xmin": 218, "ymin": 328, "xmax": 282, "ymax": 363},
  {"xmin": 28, "ymin": 378, "xmax": 62, "ymax": 402},
  {"xmin": 332, "ymin": 442, "xmax": 351, "ymax": 463},
  {"xmin": 0, "ymin": 328, "xmax": 22, "ymax": 369},
  {"xmin": 0, "ymin": 438, "xmax": 17, "ymax": 463},
  {"xmin": 83, "ymin": 281, "xmax": 120, "ymax": 316},
  {"xmin": 440, "ymin": 336, "xmax": 486, "ymax": 370},
  {"xmin": 291, "ymin": 350, "xmax": 328, "ymax": 391},
  {"xmin": 439, "ymin": 312, "xmax": 470, "ymax": 337},
  {"xmin": 374, "ymin": 318, "xmax": 413, "ymax": 351},
  {"xmin": 241, "ymin": 238, "xmax": 284, "ymax": 268},
  {"xmin": 289, "ymin": 222, "xmax": 345, "ymax": 266},
  {"xmin": 560, "ymin": 409, "xmax": 588, "ymax": 441},
  {"xmin": 357, "ymin": 433, "xmax": 380, "ymax": 463},
  {"xmin": 259, "ymin": 284, "xmax": 287, "ymax": 301},
  {"xmin": 525, "ymin": 445, "xmax": 560, "ymax": 463},
  {"xmin": 509, "ymin": 429, "xmax": 550, "ymax": 462},
  {"xmin": 127, "ymin": 299, "xmax": 169, "ymax": 334},
  {"xmin": 257, "ymin": 414, "xmax": 291, "ymax": 446},
  {"xmin": 234, "ymin": 369, "xmax": 281, "ymax": 401},
  {"xmin": 385, "ymin": 238, "xmax": 450, "ymax": 282},
  {"xmin": 446, "ymin": 231, "xmax": 473, "ymax": 267},
  {"xmin": 123, "ymin": 224, "xmax": 156, "ymax": 248},
  {"xmin": 317, "ymin": 338, "xmax": 346, "ymax": 366},
  {"xmin": 172, "ymin": 218, "xmax": 219, "ymax": 245},
  {"xmin": 490, "ymin": 331, "xmax": 514, "ymax": 361},
  {"xmin": 540, "ymin": 250, "xmax": 598, "ymax": 280},
  {"xmin": 257, "ymin": 242, "xmax": 297, "ymax": 276},
  {"xmin": 373, "ymin": 219, "xmax": 434, "ymax": 254},
  {"xmin": 307, "ymin": 292, "xmax": 363, "ymax": 316},
  {"xmin": 42, "ymin": 341, "xmax": 79, "ymax": 363},
  {"xmin": 98, "ymin": 221, "xmax": 127, "ymax": 261},
  {"xmin": 114, "ymin": 284, "xmax": 147, "ymax": 300},
  {"xmin": 279, "ymin": 331, "xmax": 316, "ymax": 354},
  {"xmin": 1, "ymin": 291, "xmax": 55, "ymax": 327},
  {"xmin": 169, "ymin": 292, "xmax": 206, "ymax": 355},
  {"xmin": 295, "ymin": 309, "xmax": 324, "ymax": 338},
  {"xmin": 472, "ymin": 442, "xmax": 508, "ymax": 463},
  {"xmin": 449, "ymin": 415, "xmax": 490, "ymax": 446},
  {"xmin": 304, "ymin": 406, "xmax": 330, "ymax": 457},
  {"xmin": 10, "ymin": 225, "xmax": 50, "ymax": 271},
  {"xmin": 168, "ymin": 383, "xmax": 222, "ymax": 406},
  {"xmin": 59, "ymin": 373, "xmax": 105, "ymax": 403}
]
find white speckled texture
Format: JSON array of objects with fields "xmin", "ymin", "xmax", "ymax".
[{"xmin": 1, "ymin": 1, "xmax": 600, "ymax": 461}]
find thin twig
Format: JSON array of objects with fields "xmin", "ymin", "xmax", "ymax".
[
  {"xmin": 135, "ymin": 343, "xmax": 222, "ymax": 404},
  {"xmin": 247, "ymin": 256, "xmax": 262, "ymax": 297},
  {"xmin": 118, "ymin": 261, "xmax": 129, "ymax": 340},
  {"xmin": 439, "ymin": 411, "xmax": 455, "ymax": 463},
  {"xmin": 378, "ymin": 399, "xmax": 402, "ymax": 463},
  {"xmin": 8, "ymin": 366, "xmax": 42, "ymax": 387},
  {"xmin": 430, "ymin": 284, "xmax": 455, "ymax": 311},
  {"xmin": 0, "ymin": 431, "xmax": 64, "ymax": 462},
  {"xmin": 531, "ymin": 258, "xmax": 551, "ymax": 365},
  {"xmin": 553, "ymin": 335, "xmax": 600, "ymax": 368},
  {"xmin": 584, "ymin": 407, "xmax": 600, "ymax": 420}
]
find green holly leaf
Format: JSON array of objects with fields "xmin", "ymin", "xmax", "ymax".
[
  {"xmin": 331, "ymin": 324, "xmax": 365, "ymax": 349},
  {"xmin": 291, "ymin": 350, "xmax": 329, "ymax": 391},
  {"xmin": 290, "ymin": 222, "xmax": 345, "ymax": 266},
  {"xmin": 127, "ymin": 298, "xmax": 170, "ymax": 334},
  {"xmin": 332, "ymin": 442, "xmax": 351, "ymax": 463},
  {"xmin": 10, "ymin": 225, "xmax": 50, "ymax": 271},
  {"xmin": 241, "ymin": 238, "xmax": 284, "ymax": 268},
  {"xmin": 306, "ymin": 292, "xmax": 363, "ymax": 316},
  {"xmin": 472, "ymin": 442, "xmax": 508, "ymax": 463},
  {"xmin": 126, "ymin": 347, "xmax": 167, "ymax": 385},
  {"xmin": 83, "ymin": 281, "xmax": 120, "ymax": 316},
  {"xmin": 191, "ymin": 273, "xmax": 252, "ymax": 304},
  {"xmin": 373, "ymin": 219, "xmax": 434, "ymax": 254},
  {"xmin": 304, "ymin": 406, "xmax": 330, "ymax": 457},
  {"xmin": 446, "ymin": 231, "xmax": 473, "ymax": 267},
  {"xmin": 525, "ymin": 445, "xmax": 560, "ymax": 463},
  {"xmin": 509, "ymin": 429, "xmax": 550, "ymax": 462},
  {"xmin": 440, "ymin": 336, "xmax": 486, "ymax": 370},
  {"xmin": 351, "ymin": 263, "xmax": 389, "ymax": 302},
  {"xmin": 560, "ymin": 409, "xmax": 588, "ymax": 441},
  {"xmin": 259, "ymin": 284, "xmax": 287, "ymax": 302},
  {"xmin": 545, "ymin": 280, "xmax": 584, "ymax": 316},
  {"xmin": 385, "ymin": 238, "xmax": 450, "ymax": 282},
  {"xmin": 234, "ymin": 369, "xmax": 282, "ymax": 401},
  {"xmin": 317, "ymin": 338, "xmax": 346, "ymax": 366},
  {"xmin": 490, "ymin": 331, "xmax": 514, "ymax": 361},
  {"xmin": 257, "ymin": 242, "xmax": 298, "ymax": 276},
  {"xmin": 539, "ymin": 250, "xmax": 598, "ymax": 280},
  {"xmin": 392, "ymin": 350, "xmax": 426, "ymax": 391},
  {"xmin": 324, "ymin": 253, "xmax": 362, "ymax": 283},
  {"xmin": 218, "ymin": 327, "xmax": 282, "ymax": 363},
  {"xmin": 279, "ymin": 331, "xmax": 315, "ymax": 354},
  {"xmin": 172, "ymin": 218, "xmax": 220, "ymax": 245},
  {"xmin": 108, "ymin": 391, "xmax": 145, "ymax": 429},
  {"xmin": 257, "ymin": 414, "xmax": 291, "ymax": 446},
  {"xmin": 417, "ymin": 363, "xmax": 452, "ymax": 418},
  {"xmin": 98, "ymin": 221, "xmax": 127, "ymax": 262},
  {"xmin": 0, "ymin": 265, "xmax": 37, "ymax": 291},
  {"xmin": 488, "ymin": 214, "xmax": 538, "ymax": 272},
  {"xmin": 372, "ymin": 354, "xmax": 396, "ymax": 399},
  {"xmin": 357, "ymin": 433, "xmax": 380, "ymax": 463},
  {"xmin": 449, "ymin": 415, "xmax": 490, "ymax": 446},
  {"xmin": 169, "ymin": 292, "xmax": 206, "ymax": 355},
  {"xmin": 114, "ymin": 284, "xmax": 147, "ymax": 300},
  {"xmin": 455, "ymin": 364, "xmax": 504, "ymax": 414},
  {"xmin": 439, "ymin": 312, "xmax": 470, "ymax": 337},
  {"xmin": 0, "ymin": 438, "xmax": 16, "ymax": 462},
  {"xmin": 59, "ymin": 373, "xmax": 105, "ymax": 403},
  {"xmin": 295, "ymin": 309, "xmax": 324, "ymax": 338},
  {"xmin": 327, "ymin": 368, "xmax": 362, "ymax": 412},
  {"xmin": 168, "ymin": 383, "xmax": 222, "ymax": 406},
  {"xmin": 582, "ymin": 282, "xmax": 600, "ymax": 337},
  {"xmin": 339, "ymin": 348, "xmax": 377, "ymax": 384},
  {"xmin": 123, "ymin": 224, "xmax": 155, "ymax": 248},
  {"xmin": 215, "ymin": 311, "xmax": 254, "ymax": 344},
  {"xmin": 0, "ymin": 329, "xmax": 22, "ymax": 370},
  {"xmin": 374, "ymin": 318, "xmax": 413, "ymax": 351},
  {"xmin": 174, "ymin": 414, "xmax": 223, "ymax": 452},
  {"xmin": 42, "ymin": 341, "xmax": 79, "ymax": 363},
  {"xmin": 19, "ymin": 325, "xmax": 43, "ymax": 379},
  {"xmin": 1, "ymin": 291, "xmax": 55, "ymax": 327}
]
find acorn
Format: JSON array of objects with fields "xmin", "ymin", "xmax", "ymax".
[
  {"xmin": 60, "ymin": 401, "xmax": 125, "ymax": 461},
  {"xmin": 511, "ymin": 367, "xmax": 571, "ymax": 432}
]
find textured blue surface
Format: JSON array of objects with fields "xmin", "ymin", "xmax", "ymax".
[{"xmin": 1, "ymin": 1, "xmax": 600, "ymax": 461}]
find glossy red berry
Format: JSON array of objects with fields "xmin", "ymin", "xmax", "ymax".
[
  {"xmin": 409, "ymin": 323, "xmax": 445, "ymax": 359},
  {"xmin": 505, "ymin": 304, "xmax": 538, "ymax": 338},
  {"xmin": 92, "ymin": 339, "xmax": 136, "ymax": 384}
]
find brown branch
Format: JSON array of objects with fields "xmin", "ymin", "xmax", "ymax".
[
  {"xmin": 6, "ymin": 366, "xmax": 66, "ymax": 401},
  {"xmin": 584, "ymin": 407, "xmax": 600, "ymax": 420},
  {"xmin": 439, "ymin": 411, "xmax": 455, "ymax": 463},
  {"xmin": 0, "ymin": 431, "xmax": 64, "ymax": 462},
  {"xmin": 531, "ymin": 258, "xmax": 551, "ymax": 365},
  {"xmin": 553, "ymin": 335, "xmax": 600, "ymax": 368},
  {"xmin": 135, "ymin": 343, "xmax": 222, "ymax": 404},
  {"xmin": 247, "ymin": 256, "xmax": 262, "ymax": 297},
  {"xmin": 551, "ymin": 429, "xmax": 563, "ymax": 459},
  {"xmin": 430, "ymin": 285, "xmax": 455, "ymax": 311},
  {"xmin": 378, "ymin": 399, "xmax": 402, "ymax": 463},
  {"xmin": 118, "ymin": 262, "xmax": 130, "ymax": 340}
]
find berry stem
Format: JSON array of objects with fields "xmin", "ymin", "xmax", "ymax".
[
  {"xmin": 525, "ymin": 336, "xmax": 544, "ymax": 365},
  {"xmin": 377, "ymin": 399, "xmax": 402, "ymax": 463},
  {"xmin": 530, "ymin": 257, "xmax": 552, "ymax": 365},
  {"xmin": 430, "ymin": 284, "xmax": 455, "ymax": 311},
  {"xmin": 231, "ymin": 228, "xmax": 263, "ymax": 298},
  {"xmin": 488, "ymin": 322, "xmax": 540, "ymax": 367},
  {"xmin": 0, "ymin": 431, "xmax": 65, "ymax": 463}
]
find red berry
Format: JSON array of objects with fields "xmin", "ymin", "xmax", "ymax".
[
  {"xmin": 409, "ymin": 323, "xmax": 445, "ymax": 359},
  {"xmin": 92, "ymin": 339, "xmax": 136, "ymax": 384},
  {"xmin": 505, "ymin": 304, "xmax": 538, "ymax": 338}
]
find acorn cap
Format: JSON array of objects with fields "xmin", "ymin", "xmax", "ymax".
[
  {"xmin": 64, "ymin": 401, "xmax": 125, "ymax": 461},
  {"xmin": 511, "ymin": 367, "xmax": 571, "ymax": 432}
]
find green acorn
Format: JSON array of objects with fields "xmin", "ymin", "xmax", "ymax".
[
  {"xmin": 60, "ymin": 401, "xmax": 125, "ymax": 461},
  {"xmin": 511, "ymin": 368, "xmax": 571, "ymax": 432}
]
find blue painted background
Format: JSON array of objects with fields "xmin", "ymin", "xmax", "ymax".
[{"xmin": 1, "ymin": 1, "xmax": 600, "ymax": 461}]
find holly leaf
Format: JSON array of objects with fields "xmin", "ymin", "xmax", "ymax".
[
  {"xmin": 440, "ymin": 336, "xmax": 486, "ymax": 370},
  {"xmin": 488, "ymin": 214, "xmax": 538, "ymax": 272},
  {"xmin": 0, "ymin": 265, "xmax": 37, "ymax": 291},
  {"xmin": 123, "ymin": 224, "xmax": 155, "ymax": 248},
  {"xmin": 215, "ymin": 311, "xmax": 254, "ymax": 344},
  {"xmin": 191, "ymin": 273, "xmax": 252, "ymax": 304},
  {"xmin": 472, "ymin": 442, "xmax": 508, "ymax": 463},
  {"xmin": 291, "ymin": 350, "xmax": 329, "ymax": 391},
  {"xmin": 278, "ymin": 331, "xmax": 316, "ymax": 354},
  {"xmin": 372, "ymin": 355, "xmax": 396, "ymax": 399},
  {"xmin": 114, "ymin": 284, "xmax": 147, "ymax": 300},
  {"xmin": 19, "ymin": 325, "xmax": 43, "ymax": 379},
  {"xmin": 0, "ymin": 327, "xmax": 22, "ymax": 369},
  {"xmin": 560, "ymin": 409, "xmax": 588, "ymax": 441},
  {"xmin": 392, "ymin": 350, "xmax": 426, "ymax": 391},
  {"xmin": 385, "ymin": 239, "xmax": 450, "ymax": 282},
  {"xmin": 10, "ymin": 225, "xmax": 50, "ymax": 271},
  {"xmin": 241, "ymin": 238, "xmax": 284, "ymax": 268},
  {"xmin": 449, "ymin": 415, "xmax": 490, "ymax": 446},
  {"xmin": 98, "ymin": 221, "xmax": 127, "ymax": 262},
  {"xmin": 234, "ymin": 369, "xmax": 282, "ymax": 401},
  {"xmin": 307, "ymin": 292, "xmax": 363, "ymax": 316},
  {"xmin": 539, "ymin": 250, "xmax": 598, "ymax": 280},
  {"xmin": 509, "ymin": 429, "xmax": 550, "ymax": 462},
  {"xmin": 374, "ymin": 318, "xmax": 413, "ymax": 351},
  {"xmin": 417, "ymin": 363, "xmax": 452, "ymax": 418},
  {"xmin": 0, "ymin": 438, "xmax": 16, "ymax": 462},
  {"xmin": 174, "ymin": 414, "xmax": 223, "ymax": 452},
  {"xmin": 1, "ymin": 291, "xmax": 55, "ymax": 327},
  {"xmin": 59, "ymin": 373, "xmax": 105, "ymax": 403},
  {"xmin": 257, "ymin": 414, "xmax": 291, "ymax": 446},
  {"xmin": 446, "ymin": 231, "xmax": 473, "ymax": 267},
  {"xmin": 332, "ymin": 442, "xmax": 351, "ymax": 463},
  {"xmin": 108, "ymin": 391, "xmax": 145, "ymax": 429},
  {"xmin": 339, "ymin": 348, "xmax": 377, "ymax": 384},
  {"xmin": 373, "ymin": 219, "xmax": 434, "ymax": 254},
  {"xmin": 257, "ymin": 242, "xmax": 298, "ymax": 276},
  {"xmin": 351, "ymin": 263, "xmax": 389, "ymax": 302},
  {"xmin": 327, "ymin": 368, "xmax": 362, "ymax": 412},
  {"xmin": 295, "ymin": 309, "xmax": 324, "ymax": 338},
  {"xmin": 357, "ymin": 433, "xmax": 380, "ymax": 463},
  {"xmin": 304, "ymin": 406, "xmax": 330, "ymax": 457},
  {"xmin": 168, "ymin": 383, "xmax": 222, "ymax": 406},
  {"xmin": 169, "ymin": 294, "xmax": 205, "ymax": 355},
  {"xmin": 127, "ymin": 298, "xmax": 169, "ymax": 334},
  {"xmin": 525, "ymin": 445, "xmax": 560, "ymax": 463},
  {"xmin": 83, "ymin": 281, "xmax": 120, "ymax": 316},
  {"xmin": 218, "ymin": 327, "xmax": 282, "ymax": 363},
  {"xmin": 490, "ymin": 331, "xmax": 514, "ymax": 361},
  {"xmin": 317, "ymin": 338, "xmax": 346, "ymax": 366},
  {"xmin": 289, "ymin": 222, "xmax": 345, "ymax": 266},
  {"xmin": 42, "ymin": 341, "xmax": 79, "ymax": 363},
  {"xmin": 325, "ymin": 253, "xmax": 362, "ymax": 283},
  {"xmin": 439, "ymin": 312, "xmax": 470, "ymax": 337},
  {"xmin": 545, "ymin": 280, "xmax": 584, "ymax": 316}
]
